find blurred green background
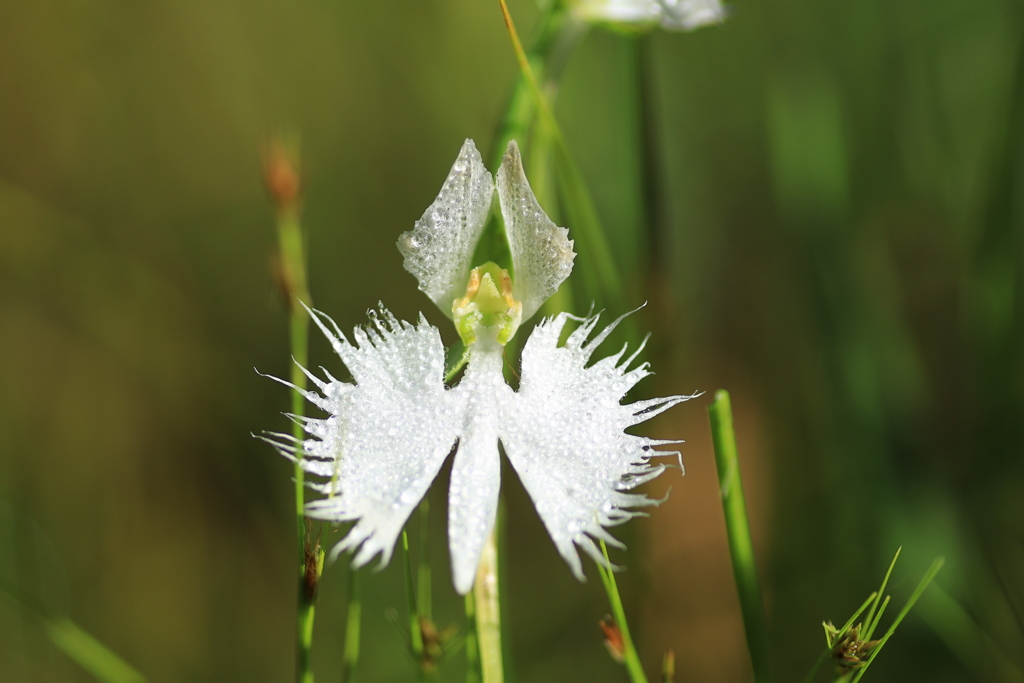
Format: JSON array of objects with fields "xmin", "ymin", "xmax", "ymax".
[{"xmin": 2, "ymin": 0, "xmax": 1023, "ymax": 681}]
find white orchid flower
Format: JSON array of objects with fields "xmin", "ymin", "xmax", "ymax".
[
  {"xmin": 572, "ymin": 0, "xmax": 727, "ymax": 32},
  {"xmin": 267, "ymin": 140, "xmax": 695, "ymax": 594}
]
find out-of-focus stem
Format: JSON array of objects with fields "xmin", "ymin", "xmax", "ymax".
[
  {"xmin": 707, "ymin": 390, "xmax": 773, "ymax": 683},
  {"xmin": 402, "ymin": 530, "xmax": 426, "ymax": 673},
  {"xmin": 474, "ymin": 531, "xmax": 503, "ymax": 683},
  {"xmin": 1, "ymin": 576, "xmax": 147, "ymax": 683},
  {"xmin": 265, "ymin": 139, "xmax": 316, "ymax": 683},
  {"xmin": 417, "ymin": 500, "xmax": 432, "ymax": 621},
  {"xmin": 280, "ymin": 209, "xmax": 316, "ymax": 683},
  {"xmin": 341, "ymin": 569, "xmax": 361, "ymax": 683}
]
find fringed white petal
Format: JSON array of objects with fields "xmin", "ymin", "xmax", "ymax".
[
  {"xmin": 447, "ymin": 348, "xmax": 510, "ymax": 594},
  {"xmin": 275, "ymin": 305, "xmax": 460, "ymax": 569},
  {"xmin": 500, "ymin": 311, "xmax": 698, "ymax": 581},
  {"xmin": 398, "ymin": 139, "xmax": 495, "ymax": 318},
  {"xmin": 496, "ymin": 141, "xmax": 576, "ymax": 322}
]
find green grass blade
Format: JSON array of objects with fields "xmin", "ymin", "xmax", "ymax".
[
  {"xmin": 848, "ymin": 556, "xmax": 945, "ymax": 683},
  {"xmin": 862, "ymin": 547, "xmax": 900, "ymax": 641},
  {"xmin": 836, "ymin": 593, "xmax": 878, "ymax": 640}
]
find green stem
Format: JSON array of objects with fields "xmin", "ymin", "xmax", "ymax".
[
  {"xmin": 297, "ymin": 595, "xmax": 316, "ymax": 683},
  {"xmin": 341, "ymin": 569, "xmax": 361, "ymax": 683},
  {"xmin": 597, "ymin": 541, "xmax": 649, "ymax": 683},
  {"xmin": 707, "ymin": 390, "xmax": 773, "ymax": 683},
  {"xmin": 474, "ymin": 531, "xmax": 504, "ymax": 683},
  {"xmin": 276, "ymin": 200, "xmax": 316, "ymax": 683}
]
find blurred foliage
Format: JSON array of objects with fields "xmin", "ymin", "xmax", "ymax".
[{"xmin": 1, "ymin": 0, "xmax": 1023, "ymax": 682}]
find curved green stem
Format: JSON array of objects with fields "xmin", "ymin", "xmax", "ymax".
[{"xmin": 597, "ymin": 541, "xmax": 649, "ymax": 683}]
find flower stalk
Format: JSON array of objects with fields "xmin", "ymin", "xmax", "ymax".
[{"xmin": 474, "ymin": 531, "xmax": 504, "ymax": 683}]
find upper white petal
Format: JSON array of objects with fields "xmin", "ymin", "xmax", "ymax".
[
  {"xmin": 273, "ymin": 306, "xmax": 460, "ymax": 569},
  {"xmin": 500, "ymin": 311, "xmax": 697, "ymax": 580},
  {"xmin": 398, "ymin": 140, "xmax": 495, "ymax": 318},
  {"xmin": 496, "ymin": 141, "xmax": 576, "ymax": 322}
]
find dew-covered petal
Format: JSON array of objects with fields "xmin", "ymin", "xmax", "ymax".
[
  {"xmin": 398, "ymin": 139, "xmax": 495, "ymax": 318},
  {"xmin": 448, "ymin": 347, "xmax": 511, "ymax": 594},
  {"xmin": 270, "ymin": 306, "xmax": 460, "ymax": 569},
  {"xmin": 496, "ymin": 141, "xmax": 575, "ymax": 322},
  {"xmin": 500, "ymin": 311, "xmax": 697, "ymax": 580}
]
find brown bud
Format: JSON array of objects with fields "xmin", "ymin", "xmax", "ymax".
[{"xmin": 262, "ymin": 138, "xmax": 302, "ymax": 211}]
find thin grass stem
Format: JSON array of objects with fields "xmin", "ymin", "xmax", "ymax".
[
  {"xmin": 279, "ymin": 207, "xmax": 317, "ymax": 683},
  {"xmin": 707, "ymin": 390, "xmax": 773, "ymax": 683},
  {"xmin": 862, "ymin": 548, "xmax": 900, "ymax": 640},
  {"xmin": 496, "ymin": 0, "xmax": 630, "ymax": 321},
  {"xmin": 598, "ymin": 540, "xmax": 650, "ymax": 683},
  {"xmin": 265, "ymin": 138, "xmax": 318, "ymax": 683}
]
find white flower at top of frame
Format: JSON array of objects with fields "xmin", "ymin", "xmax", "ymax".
[{"xmin": 573, "ymin": 0, "xmax": 727, "ymax": 32}]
